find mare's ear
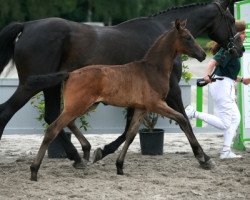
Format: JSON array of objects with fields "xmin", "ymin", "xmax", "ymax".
[
  {"xmin": 175, "ymin": 19, "xmax": 181, "ymax": 31},
  {"xmin": 217, "ymin": 0, "xmax": 230, "ymax": 10},
  {"xmin": 180, "ymin": 19, "xmax": 187, "ymax": 28}
]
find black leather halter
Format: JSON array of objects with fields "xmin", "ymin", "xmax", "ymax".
[{"xmin": 210, "ymin": 2, "xmax": 238, "ymax": 54}]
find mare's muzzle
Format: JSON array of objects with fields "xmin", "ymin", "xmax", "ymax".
[{"xmin": 227, "ymin": 33, "xmax": 244, "ymax": 58}]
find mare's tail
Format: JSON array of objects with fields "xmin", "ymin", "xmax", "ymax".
[
  {"xmin": 0, "ymin": 22, "xmax": 24, "ymax": 74},
  {"xmin": 27, "ymin": 72, "xmax": 70, "ymax": 90}
]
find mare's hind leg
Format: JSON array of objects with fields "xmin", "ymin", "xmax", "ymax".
[
  {"xmin": 30, "ymin": 111, "xmax": 77, "ymax": 181},
  {"xmin": 153, "ymin": 101, "xmax": 214, "ymax": 169},
  {"xmin": 67, "ymin": 121, "xmax": 91, "ymax": 161},
  {"xmin": 93, "ymin": 108, "xmax": 135, "ymax": 163},
  {"xmin": 43, "ymin": 86, "xmax": 81, "ymax": 163},
  {"xmin": 0, "ymin": 84, "xmax": 37, "ymax": 139},
  {"xmin": 116, "ymin": 109, "xmax": 146, "ymax": 175}
]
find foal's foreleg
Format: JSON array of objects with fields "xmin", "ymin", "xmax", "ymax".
[
  {"xmin": 67, "ymin": 121, "xmax": 91, "ymax": 161},
  {"xmin": 116, "ymin": 109, "xmax": 146, "ymax": 175},
  {"xmin": 166, "ymin": 89, "xmax": 212, "ymax": 166},
  {"xmin": 153, "ymin": 101, "xmax": 214, "ymax": 169}
]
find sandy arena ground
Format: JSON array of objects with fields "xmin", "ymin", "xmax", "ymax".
[{"xmin": 0, "ymin": 133, "xmax": 249, "ymax": 200}]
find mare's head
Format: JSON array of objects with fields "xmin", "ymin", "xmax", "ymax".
[
  {"xmin": 207, "ymin": 0, "xmax": 244, "ymax": 57},
  {"xmin": 173, "ymin": 19, "xmax": 206, "ymax": 62}
]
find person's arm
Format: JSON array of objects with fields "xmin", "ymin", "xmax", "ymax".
[{"xmin": 204, "ymin": 59, "xmax": 218, "ymax": 83}]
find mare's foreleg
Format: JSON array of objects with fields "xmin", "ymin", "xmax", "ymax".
[
  {"xmin": 93, "ymin": 108, "xmax": 135, "ymax": 163},
  {"xmin": 116, "ymin": 109, "xmax": 146, "ymax": 175},
  {"xmin": 153, "ymin": 101, "xmax": 214, "ymax": 169},
  {"xmin": 67, "ymin": 121, "xmax": 91, "ymax": 161},
  {"xmin": 0, "ymin": 84, "xmax": 37, "ymax": 139},
  {"xmin": 43, "ymin": 86, "xmax": 81, "ymax": 162}
]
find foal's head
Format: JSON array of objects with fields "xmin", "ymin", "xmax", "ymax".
[{"xmin": 173, "ymin": 19, "xmax": 206, "ymax": 62}]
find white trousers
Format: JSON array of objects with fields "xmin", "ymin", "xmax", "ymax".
[{"xmin": 196, "ymin": 77, "xmax": 241, "ymax": 150}]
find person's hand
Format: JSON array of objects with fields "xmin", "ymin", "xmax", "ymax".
[
  {"xmin": 242, "ymin": 77, "xmax": 250, "ymax": 85},
  {"xmin": 203, "ymin": 75, "xmax": 212, "ymax": 83}
]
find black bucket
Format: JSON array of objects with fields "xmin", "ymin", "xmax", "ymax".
[{"xmin": 139, "ymin": 129, "xmax": 164, "ymax": 155}]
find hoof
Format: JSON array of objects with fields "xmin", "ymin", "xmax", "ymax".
[
  {"xmin": 83, "ymin": 152, "xmax": 90, "ymax": 161},
  {"xmin": 200, "ymin": 158, "xmax": 216, "ymax": 170},
  {"xmin": 92, "ymin": 148, "xmax": 103, "ymax": 163},
  {"xmin": 116, "ymin": 160, "xmax": 124, "ymax": 175},
  {"xmin": 30, "ymin": 173, "xmax": 38, "ymax": 181},
  {"xmin": 72, "ymin": 160, "xmax": 86, "ymax": 169},
  {"xmin": 117, "ymin": 169, "xmax": 124, "ymax": 175}
]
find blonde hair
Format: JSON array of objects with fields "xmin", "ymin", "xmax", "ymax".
[
  {"xmin": 235, "ymin": 20, "xmax": 246, "ymax": 33},
  {"xmin": 207, "ymin": 41, "xmax": 220, "ymax": 55}
]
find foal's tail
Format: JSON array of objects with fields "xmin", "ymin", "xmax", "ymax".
[
  {"xmin": 27, "ymin": 72, "xmax": 69, "ymax": 90},
  {"xmin": 0, "ymin": 22, "xmax": 24, "ymax": 75}
]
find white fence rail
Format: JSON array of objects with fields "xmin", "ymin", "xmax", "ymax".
[{"xmin": 0, "ymin": 78, "xmax": 217, "ymax": 134}]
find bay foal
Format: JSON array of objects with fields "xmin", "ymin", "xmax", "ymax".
[{"xmin": 28, "ymin": 19, "xmax": 206, "ymax": 181}]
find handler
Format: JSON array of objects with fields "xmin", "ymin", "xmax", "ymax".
[{"xmin": 185, "ymin": 20, "xmax": 250, "ymax": 159}]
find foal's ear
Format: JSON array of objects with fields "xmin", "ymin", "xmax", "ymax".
[
  {"xmin": 175, "ymin": 19, "xmax": 186, "ymax": 31},
  {"xmin": 180, "ymin": 19, "xmax": 187, "ymax": 28},
  {"xmin": 175, "ymin": 19, "xmax": 181, "ymax": 31}
]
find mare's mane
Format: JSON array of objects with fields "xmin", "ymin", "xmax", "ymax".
[
  {"xmin": 149, "ymin": 2, "xmax": 209, "ymax": 17},
  {"xmin": 116, "ymin": 2, "xmax": 210, "ymax": 27}
]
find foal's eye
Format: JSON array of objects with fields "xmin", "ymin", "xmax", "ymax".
[{"xmin": 185, "ymin": 35, "xmax": 192, "ymax": 40}]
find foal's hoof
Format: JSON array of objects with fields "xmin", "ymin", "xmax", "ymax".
[
  {"xmin": 200, "ymin": 158, "xmax": 216, "ymax": 170},
  {"xmin": 30, "ymin": 172, "xmax": 38, "ymax": 181},
  {"xmin": 72, "ymin": 160, "xmax": 86, "ymax": 169},
  {"xmin": 92, "ymin": 148, "xmax": 103, "ymax": 163}
]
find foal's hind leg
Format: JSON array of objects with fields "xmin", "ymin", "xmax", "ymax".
[
  {"xmin": 116, "ymin": 109, "xmax": 146, "ymax": 175},
  {"xmin": 67, "ymin": 121, "xmax": 91, "ymax": 161},
  {"xmin": 43, "ymin": 86, "xmax": 80, "ymax": 162},
  {"xmin": 152, "ymin": 101, "xmax": 214, "ymax": 169},
  {"xmin": 30, "ymin": 111, "xmax": 79, "ymax": 181}
]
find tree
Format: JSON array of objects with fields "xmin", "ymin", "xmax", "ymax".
[
  {"xmin": 91, "ymin": 0, "xmax": 139, "ymax": 25},
  {"xmin": 0, "ymin": 0, "xmax": 25, "ymax": 28},
  {"xmin": 0, "ymin": 0, "xmax": 213, "ymax": 29},
  {"xmin": 24, "ymin": 0, "xmax": 78, "ymax": 19}
]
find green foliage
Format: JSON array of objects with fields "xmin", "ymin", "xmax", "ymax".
[
  {"xmin": 78, "ymin": 113, "xmax": 91, "ymax": 131},
  {"xmin": 24, "ymin": 0, "xmax": 78, "ymax": 19},
  {"xmin": 142, "ymin": 112, "xmax": 159, "ymax": 132},
  {"xmin": 0, "ymin": 0, "xmax": 26, "ymax": 28},
  {"xmin": 181, "ymin": 54, "xmax": 193, "ymax": 83},
  {"xmin": 30, "ymin": 92, "xmax": 47, "ymax": 128}
]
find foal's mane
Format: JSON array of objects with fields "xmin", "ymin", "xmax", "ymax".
[{"xmin": 149, "ymin": 2, "xmax": 209, "ymax": 18}]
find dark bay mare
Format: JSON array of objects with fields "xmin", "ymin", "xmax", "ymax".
[
  {"xmin": 0, "ymin": 0, "xmax": 244, "ymax": 165},
  {"xmin": 27, "ymin": 20, "xmax": 206, "ymax": 181}
]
